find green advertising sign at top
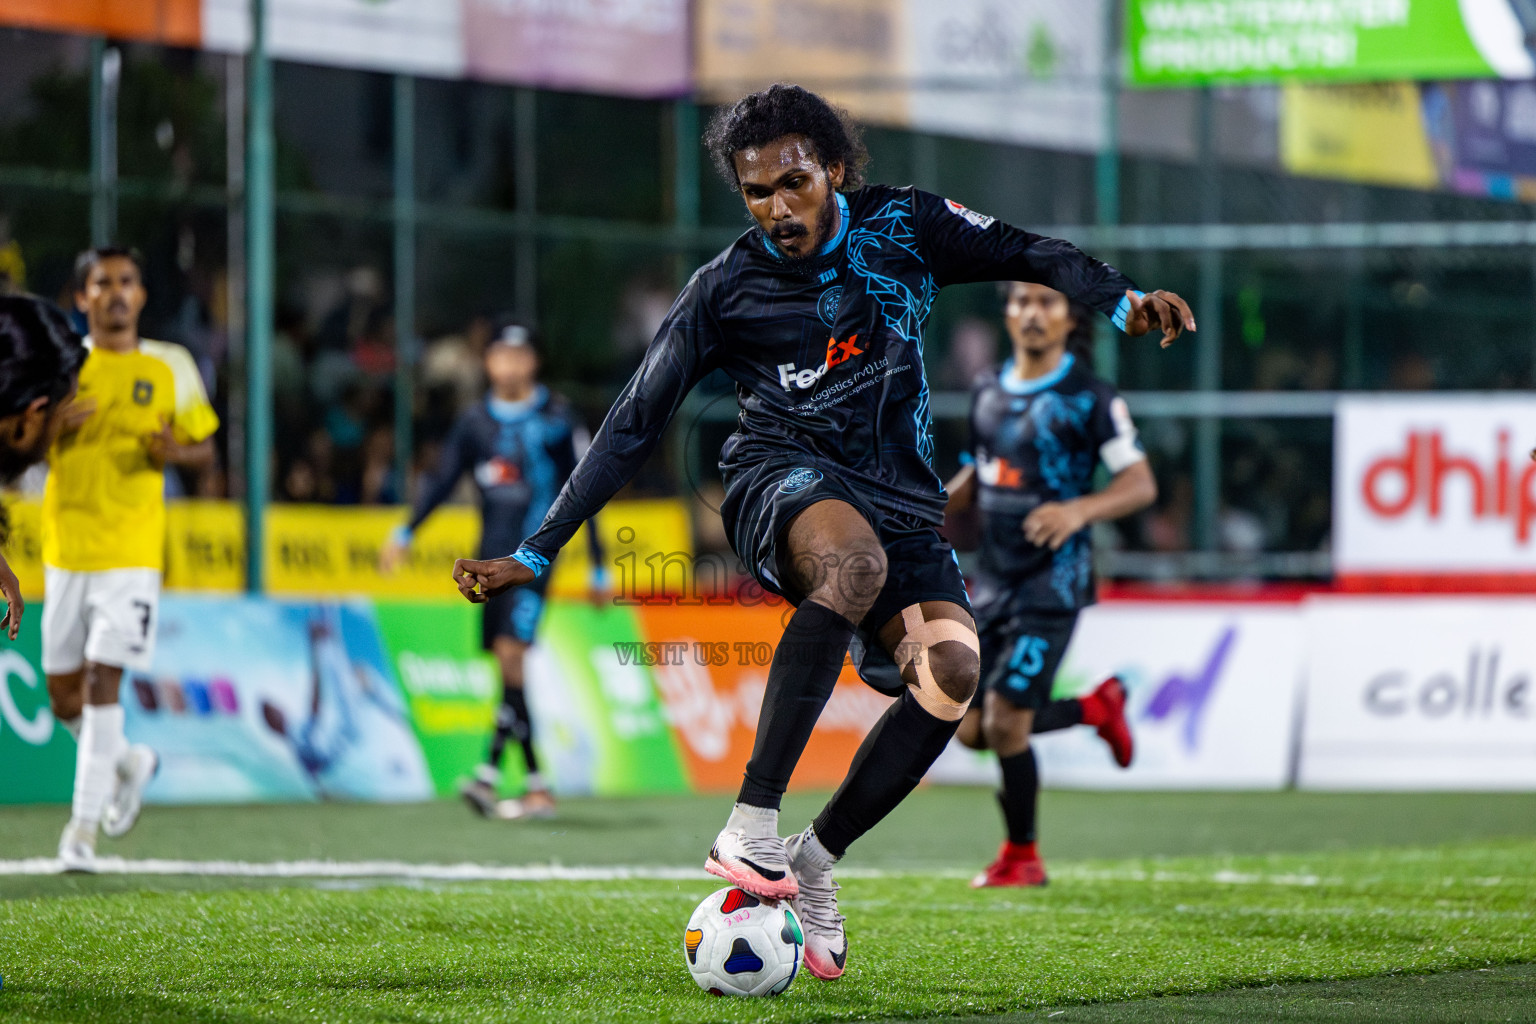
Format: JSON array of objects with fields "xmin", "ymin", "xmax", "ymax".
[{"xmin": 1126, "ymin": 0, "xmax": 1536, "ymax": 85}]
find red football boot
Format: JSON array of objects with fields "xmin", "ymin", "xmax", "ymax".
[
  {"xmin": 971, "ymin": 840, "xmax": 1049, "ymax": 888},
  {"xmin": 1079, "ymin": 676, "xmax": 1134, "ymax": 768}
]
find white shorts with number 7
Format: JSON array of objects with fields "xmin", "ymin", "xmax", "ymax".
[{"xmin": 41, "ymin": 566, "xmax": 162, "ymax": 674}]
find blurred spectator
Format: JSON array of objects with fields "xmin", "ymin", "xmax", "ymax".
[
  {"xmin": 1387, "ymin": 350, "xmax": 1439, "ymax": 390},
  {"xmin": 360, "ymin": 425, "xmax": 398, "ymax": 505},
  {"xmin": 420, "ymin": 313, "xmax": 493, "ymax": 415}
]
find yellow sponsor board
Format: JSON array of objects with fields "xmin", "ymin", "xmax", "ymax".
[
  {"xmin": 2, "ymin": 498, "xmax": 692, "ymax": 601},
  {"xmin": 1280, "ymin": 82, "xmax": 1439, "ymax": 190}
]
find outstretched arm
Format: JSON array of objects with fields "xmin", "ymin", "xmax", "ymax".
[
  {"xmin": 454, "ymin": 277, "xmax": 717, "ymax": 602},
  {"xmin": 914, "ymin": 190, "xmax": 1195, "ymax": 346}
]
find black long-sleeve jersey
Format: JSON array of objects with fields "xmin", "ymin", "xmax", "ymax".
[
  {"xmin": 965, "ymin": 355, "xmax": 1145, "ymax": 612},
  {"xmin": 511, "ymin": 185, "xmax": 1140, "ymax": 575},
  {"xmin": 408, "ymin": 386, "xmax": 602, "ymax": 566}
]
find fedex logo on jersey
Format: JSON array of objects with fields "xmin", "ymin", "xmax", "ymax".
[
  {"xmin": 976, "ymin": 453, "xmax": 1024, "ymax": 488},
  {"xmin": 776, "ymin": 334, "xmax": 864, "ymax": 391},
  {"xmin": 1336, "ymin": 397, "xmax": 1536, "ymax": 575}
]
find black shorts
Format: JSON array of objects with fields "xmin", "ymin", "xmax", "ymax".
[
  {"xmin": 720, "ymin": 454, "xmax": 971, "ymax": 697},
  {"xmin": 482, "ymin": 575, "xmax": 551, "ymax": 650},
  {"xmin": 977, "ymin": 607, "xmax": 1080, "ymax": 711}
]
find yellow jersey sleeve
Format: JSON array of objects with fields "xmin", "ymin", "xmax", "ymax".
[{"xmin": 140, "ymin": 339, "xmax": 220, "ymax": 444}]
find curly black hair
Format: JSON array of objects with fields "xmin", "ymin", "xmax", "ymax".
[{"xmin": 704, "ymin": 84, "xmax": 869, "ymax": 192}]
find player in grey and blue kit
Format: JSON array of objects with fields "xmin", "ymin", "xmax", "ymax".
[{"xmin": 385, "ymin": 324, "xmax": 604, "ymax": 821}]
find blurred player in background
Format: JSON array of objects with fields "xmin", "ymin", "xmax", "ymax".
[
  {"xmin": 45, "ymin": 247, "xmax": 219, "ymax": 871},
  {"xmin": 0, "ymin": 294, "xmax": 88, "ymax": 639},
  {"xmin": 451, "ymin": 84, "xmax": 1191, "ymax": 978},
  {"xmin": 948, "ymin": 281, "xmax": 1154, "ymax": 888},
  {"xmin": 383, "ymin": 324, "xmax": 605, "ymax": 821}
]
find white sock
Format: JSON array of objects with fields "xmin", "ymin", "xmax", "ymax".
[
  {"xmin": 72, "ymin": 704, "xmax": 127, "ymax": 828},
  {"xmin": 798, "ymin": 825, "xmax": 839, "ymax": 868},
  {"xmin": 61, "ymin": 715, "xmax": 82, "ymax": 741},
  {"xmin": 475, "ymin": 764, "xmax": 500, "ymax": 787},
  {"xmin": 726, "ymin": 802, "xmax": 779, "ymax": 838},
  {"xmin": 524, "ymin": 771, "xmax": 548, "ymax": 793}
]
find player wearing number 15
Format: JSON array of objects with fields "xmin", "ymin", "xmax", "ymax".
[{"xmin": 43, "ymin": 247, "xmax": 220, "ymax": 872}]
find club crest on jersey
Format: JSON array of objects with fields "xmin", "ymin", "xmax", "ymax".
[
  {"xmin": 944, "ymin": 198, "xmax": 996, "ymax": 230},
  {"xmin": 779, "ymin": 467, "xmax": 823, "ymax": 494},
  {"xmin": 132, "ymin": 379, "xmax": 154, "ymax": 406},
  {"xmin": 816, "ymin": 286, "xmax": 843, "ymax": 326},
  {"xmin": 777, "ymin": 334, "xmax": 863, "ymax": 391}
]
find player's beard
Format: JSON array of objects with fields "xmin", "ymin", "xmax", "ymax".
[{"xmin": 768, "ymin": 191, "xmax": 840, "ymax": 272}]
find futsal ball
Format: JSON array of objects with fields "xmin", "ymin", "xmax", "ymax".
[{"xmin": 684, "ymin": 886, "xmax": 803, "ymax": 997}]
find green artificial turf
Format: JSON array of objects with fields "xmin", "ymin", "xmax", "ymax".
[{"xmin": 1, "ymin": 790, "xmax": 1533, "ymax": 1023}]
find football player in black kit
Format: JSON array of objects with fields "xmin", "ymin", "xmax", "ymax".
[
  {"xmin": 385, "ymin": 324, "xmax": 604, "ymax": 821},
  {"xmin": 949, "ymin": 282, "xmax": 1156, "ymax": 888},
  {"xmin": 451, "ymin": 85, "xmax": 1193, "ymax": 979}
]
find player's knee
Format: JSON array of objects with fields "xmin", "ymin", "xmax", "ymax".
[
  {"xmin": 46, "ymin": 674, "xmax": 83, "ymax": 721},
  {"xmin": 926, "ymin": 640, "xmax": 979, "ymax": 706},
  {"xmin": 954, "ymin": 708, "xmax": 986, "ymax": 750},
  {"xmin": 981, "ymin": 703, "xmax": 1032, "ymax": 757},
  {"xmin": 795, "ymin": 544, "xmax": 886, "ymax": 621}
]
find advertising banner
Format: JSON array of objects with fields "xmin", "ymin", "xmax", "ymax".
[
  {"xmin": 125, "ymin": 596, "xmax": 433, "ymax": 803},
  {"xmin": 904, "ymin": 0, "xmax": 1108, "ymax": 153},
  {"xmin": 1334, "ymin": 395, "xmax": 1536, "ymax": 578},
  {"xmin": 637, "ymin": 602, "xmax": 895, "ymax": 791},
  {"xmin": 1280, "ymin": 82, "xmax": 1439, "ymax": 188},
  {"xmin": 929, "ymin": 602, "xmax": 1304, "ymax": 790},
  {"xmin": 462, "ymin": 0, "xmax": 690, "ymax": 98},
  {"xmin": 0, "ymin": 609, "xmax": 71, "ymax": 804},
  {"xmin": 203, "ymin": 0, "xmax": 465, "ymax": 77},
  {"xmin": 694, "ymin": 0, "xmax": 908, "ymax": 125},
  {"xmin": 1, "ymin": 497, "xmax": 691, "ymax": 602},
  {"xmin": 1126, "ymin": 0, "xmax": 1536, "ymax": 85},
  {"xmin": 1425, "ymin": 79, "xmax": 1536, "ymax": 200},
  {"xmin": 0, "ymin": 0, "xmax": 200, "ymax": 45},
  {"xmin": 1300, "ymin": 596, "xmax": 1536, "ymax": 789}
]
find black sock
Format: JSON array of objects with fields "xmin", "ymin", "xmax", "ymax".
[
  {"xmin": 812, "ymin": 689, "xmax": 960, "ymax": 857},
  {"xmin": 1032, "ymin": 698, "xmax": 1083, "ymax": 734},
  {"xmin": 737, "ymin": 600, "xmax": 857, "ymax": 809},
  {"xmin": 997, "ymin": 747, "xmax": 1040, "ymax": 844},
  {"xmin": 488, "ymin": 686, "xmax": 539, "ymax": 775}
]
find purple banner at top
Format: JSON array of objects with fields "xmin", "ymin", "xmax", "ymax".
[
  {"xmin": 1426, "ymin": 79, "xmax": 1536, "ymax": 200},
  {"xmin": 462, "ymin": 0, "xmax": 691, "ymax": 98}
]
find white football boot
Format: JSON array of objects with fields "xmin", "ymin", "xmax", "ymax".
[
  {"xmin": 102, "ymin": 744, "xmax": 158, "ymax": 839},
  {"xmin": 785, "ymin": 827, "xmax": 847, "ymax": 979},
  {"xmin": 705, "ymin": 804, "xmax": 798, "ymax": 900},
  {"xmin": 58, "ymin": 820, "xmax": 97, "ymax": 873}
]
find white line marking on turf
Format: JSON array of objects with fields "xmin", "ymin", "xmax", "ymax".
[{"xmin": 0, "ymin": 859, "xmax": 1522, "ymax": 888}]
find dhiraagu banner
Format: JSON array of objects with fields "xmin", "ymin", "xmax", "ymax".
[{"xmin": 1127, "ymin": 0, "xmax": 1536, "ymax": 85}]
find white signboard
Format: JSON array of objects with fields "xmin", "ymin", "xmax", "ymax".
[
  {"xmin": 929, "ymin": 602, "xmax": 1302, "ymax": 790},
  {"xmin": 1300, "ymin": 596, "xmax": 1536, "ymax": 790},
  {"xmin": 905, "ymin": 0, "xmax": 1107, "ymax": 153},
  {"xmin": 1335, "ymin": 395, "xmax": 1536, "ymax": 575}
]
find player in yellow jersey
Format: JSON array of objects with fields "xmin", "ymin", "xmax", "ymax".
[
  {"xmin": 45, "ymin": 247, "xmax": 219, "ymax": 872},
  {"xmin": 0, "ymin": 295, "xmax": 88, "ymax": 637}
]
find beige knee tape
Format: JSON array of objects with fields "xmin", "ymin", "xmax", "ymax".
[{"xmin": 893, "ymin": 606, "xmax": 980, "ymax": 721}]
